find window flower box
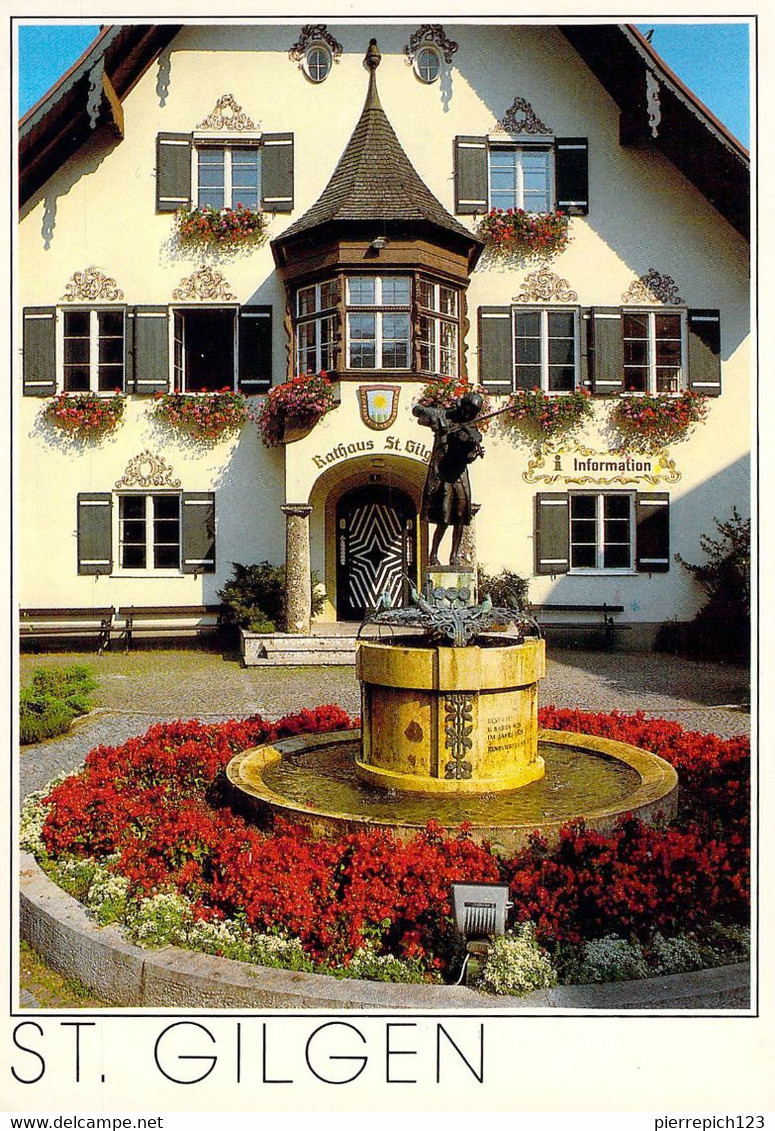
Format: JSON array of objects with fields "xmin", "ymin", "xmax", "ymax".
[
  {"xmin": 257, "ymin": 372, "xmax": 337, "ymax": 447},
  {"xmin": 505, "ymin": 387, "xmax": 592, "ymax": 445},
  {"xmin": 611, "ymin": 391, "xmax": 708, "ymax": 455},
  {"xmin": 44, "ymin": 391, "xmax": 126, "ymax": 440},
  {"xmin": 153, "ymin": 389, "xmax": 250, "ymax": 443},
  {"xmin": 175, "ymin": 204, "xmax": 270, "ymax": 247},
  {"xmin": 477, "ymin": 208, "xmax": 570, "ymax": 258},
  {"xmin": 414, "ymin": 378, "xmax": 493, "ymax": 429}
]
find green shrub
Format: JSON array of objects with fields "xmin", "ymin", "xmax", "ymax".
[
  {"xmin": 475, "ymin": 923, "xmax": 557, "ymax": 996},
  {"xmin": 670, "ymin": 507, "xmax": 751, "ymax": 661},
  {"xmin": 20, "ymin": 665, "xmax": 98, "ymax": 745},
  {"xmin": 218, "ymin": 561, "xmax": 325, "ymax": 632},
  {"xmin": 477, "ymin": 566, "xmax": 529, "ymax": 610}
]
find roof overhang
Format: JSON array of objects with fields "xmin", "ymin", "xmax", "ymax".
[
  {"xmin": 560, "ymin": 24, "xmax": 750, "ymax": 240},
  {"xmin": 272, "ymin": 218, "xmax": 485, "ymax": 277},
  {"xmin": 19, "ymin": 24, "xmax": 182, "ymax": 207}
]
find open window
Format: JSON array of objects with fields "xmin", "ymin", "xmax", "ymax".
[{"xmin": 172, "ymin": 308, "xmax": 236, "ymax": 392}]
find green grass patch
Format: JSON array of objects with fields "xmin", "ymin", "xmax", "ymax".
[{"xmin": 20, "ymin": 664, "xmax": 98, "ymax": 745}]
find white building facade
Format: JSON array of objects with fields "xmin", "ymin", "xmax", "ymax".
[{"xmin": 18, "ymin": 22, "xmax": 750, "ymax": 648}]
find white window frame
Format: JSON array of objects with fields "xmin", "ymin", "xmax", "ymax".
[
  {"xmin": 488, "ymin": 143, "xmax": 555, "ymax": 213},
  {"xmin": 413, "ymin": 44, "xmax": 442, "ymax": 84},
  {"xmin": 622, "ymin": 308, "xmax": 688, "ymax": 395},
  {"xmin": 569, "ymin": 491, "xmax": 636, "ymax": 575},
  {"xmin": 57, "ymin": 307, "xmax": 125, "ymax": 393},
  {"xmin": 171, "ymin": 306, "xmax": 238, "ymax": 393},
  {"xmin": 345, "ymin": 275, "xmax": 412, "ymax": 371},
  {"xmin": 192, "ymin": 140, "xmax": 263, "ymax": 212},
  {"xmin": 512, "ymin": 306, "xmax": 580, "ymax": 393},
  {"xmin": 303, "ymin": 42, "xmax": 333, "ymax": 83},
  {"xmin": 115, "ymin": 492, "xmax": 183, "ymax": 576},
  {"xmin": 418, "ymin": 279, "xmax": 460, "ymax": 378}
]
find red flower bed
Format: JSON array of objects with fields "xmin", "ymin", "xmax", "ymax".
[{"xmin": 39, "ymin": 708, "xmax": 749, "ymax": 970}]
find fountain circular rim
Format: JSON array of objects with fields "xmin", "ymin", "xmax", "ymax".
[{"xmin": 226, "ymin": 727, "xmax": 679, "ymax": 848}]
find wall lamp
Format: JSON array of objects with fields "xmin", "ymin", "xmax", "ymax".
[{"xmin": 370, "ymin": 236, "xmax": 388, "ymax": 251}]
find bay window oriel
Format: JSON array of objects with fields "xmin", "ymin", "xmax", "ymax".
[
  {"xmin": 346, "ymin": 275, "xmax": 411, "ymax": 370},
  {"xmin": 418, "ymin": 279, "xmax": 459, "ymax": 377},
  {"xmin": 295, "ymin": 280, "xmax": 337, "ymax": 374}
]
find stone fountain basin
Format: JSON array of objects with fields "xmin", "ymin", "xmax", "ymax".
[{"xmin": 226, "ymin": 728, "xmax": 679, "ymax": 855}]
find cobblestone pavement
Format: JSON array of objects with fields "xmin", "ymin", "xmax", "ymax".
[{"xmin": 19, "ymin": 646, "xmax": 750, "ymax": 797}]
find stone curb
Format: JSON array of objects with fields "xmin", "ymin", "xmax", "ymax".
[{"xmin": 19, "ymin": 854, "xmax": 750, "ymax": 1012}]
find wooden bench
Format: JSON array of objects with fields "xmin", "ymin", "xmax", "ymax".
[
  {"xmin": 20, "ymin": 607, "xmax": 115, "ymax": 654},
  {"xmin": 527, "ymin": 603, "xmax": 629, "ymax": 650},
  {"xmin": 117, "ymin": 605, "xmax": 224, "ymax": 651}
]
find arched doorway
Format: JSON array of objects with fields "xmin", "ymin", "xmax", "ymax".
[{"xmin": 336, "ymin": 484, "xmax": 418, "ymax": 620}]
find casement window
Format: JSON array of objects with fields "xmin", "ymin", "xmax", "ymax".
[
  {"xmin": 417, "ymin": 279, "xmax": 459, "ymax": 378},
  {"xmin": 346, "ymin": 276, "xmax": 411, "ymax": 370},
  {"xmin": 513, "ymin": 308, "xmax": 578, "ymax": 393},
  {"xmin": 77, "ymin": 492, "xmax": 215, "ymax": 575},
  {"xmin": 156, "ymin": 132, "xmax": 294, "ymax": 213},
  {"xmin": 478, "ymin": 306, "xmax": 722, "ymax": 399},
  {"xmin": 172, "ymin": 308, "xmax": 236, "ymax": 392},
  {"xmin": 24, "ymin": 305, "xmax": 272, "ymax": 396},
  {"xmin": 60, "ymin": 308, "xmax": 126, "ymax": 392},
  {"xmin": 622, "ymin": 311, "xmax": 684, "ymax": 394},
  {"xmin": 535, "ymin": 491, "xmax": 670, "ymax": 575},
  {"xmin": 489, "ymin": 146, "xmax": 553, "ymax": 212},
  {"xmin": 196, "ymin": 145, "xmax": 261, "ymax": 211},
  {"xmin": 455, "ymin": 136, "xmax": 589, "ymax": 216},
  {"xmin": 478, "ymin": 306, "xmax": 579, "ymax": 394},
  {"xmin": 295, "ymin": 280, "xmax": 338, "ymax": 374},
  {"xmin": 569, "ymin": 493, "xmax": 633, "ymax": 570},
  {"xmin": 119, "ymin": 494, "xmax": 181, "ymax": 571}
]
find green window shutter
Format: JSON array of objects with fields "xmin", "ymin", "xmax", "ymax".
[
  {"xmin": 454, "ymin": 136, "xmax": 488, "ymax": 214},
  {"xmin": 635, "ymin": 492, "xmax": 670, "ymax": 572},
  {"xmin": 535, "ymin": 493, "xmax": 570, "ymax": 575},
  {"xmin": 182, "ymin": 492, "xmax": 215, "ymax": 573},
  {"xmin": 478, "ymin": 307, "xmax": 513, "ymax": 394},
  {"xmin": 687, "ymin": 309, "xmax": 721, "ymax": 396},
  {"xmin": 589, "ymin": 307, "xmax": 624, "ymax": 395},
  {"xmin": 23, "ymin": 307, "xmax": 57, "ymax": 396},
  {"xmin": 77, "ymin": 493, "xmax": 113, "ymax": 575},
  {"xmin": 238, "ymin": 306, "xmax": 272, "ymax": 392},
  {"xmin": 579, "ymin": 308, "xmax": 592, "ymax": 390},
  {"xmin": 555, "ymin": 138, "xmax": 589, "ymax": 215},
  {"xmin": 131, "ymin": 306, "xmax": 169, "ymax": 394},
  {"xmin": 261, "ymin": 134, "xmax": 294, "ymax": 213},
  {"xmin": 156, "ymin": 133, "xmax": 192, "ymax": 212}
]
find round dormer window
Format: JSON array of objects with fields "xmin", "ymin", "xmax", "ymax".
[
  {"xmin": 304, "ymin": 43, "xmax": 333, "ymax": 83},
  {"xmin": 414, "ymin": 44, "xmax": 442, "ymax": 83}
]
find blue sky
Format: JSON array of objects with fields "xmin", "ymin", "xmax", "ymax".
[{"xmin": 18, "ymin": 21, "xmax": 751, "ymax": 146}]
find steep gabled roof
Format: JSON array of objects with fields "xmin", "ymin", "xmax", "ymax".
[
  {"xmin": 272, "ymin": 40, "xmax": 482, "ymax": 256},
  {"xmin": 561, "ymin": 24, "xmax": 749, "ymax": 239}
]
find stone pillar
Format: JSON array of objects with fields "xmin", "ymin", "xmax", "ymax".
[
  {"xmin": 282, "ymin": 504, "xmax": 313, "ymax": 634},
  {"xmin": 458, "ymin": 503, "xmax": 481, "ymax": 574}
]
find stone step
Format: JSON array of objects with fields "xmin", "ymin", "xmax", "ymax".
[{"xmin": 242, "ymin": 631, "xmax": 357, "ymax": 666}]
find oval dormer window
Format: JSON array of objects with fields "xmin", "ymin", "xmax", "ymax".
[
  {"xmin": 304, "ymin": 43, "xmax": 333, "ymax": 83},
  {"xmin": 414, "ymin": 44, "xmax": 442, "ymax": 84}
]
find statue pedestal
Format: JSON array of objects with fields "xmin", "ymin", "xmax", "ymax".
[{"xmin": 424, "ymin": 567, "xmax": 477, "ymax": 606}]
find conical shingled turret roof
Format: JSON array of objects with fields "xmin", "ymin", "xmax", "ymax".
[{"xmin": 272, "ymin": 40, "xmax": 482, "ymax": 256}]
